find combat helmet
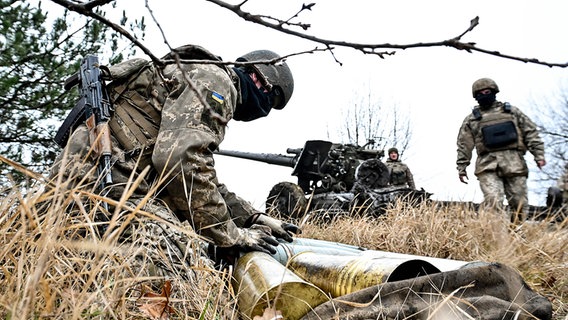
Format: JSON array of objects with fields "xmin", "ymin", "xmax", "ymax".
[
  {"xmin": 236, "ymin": 50, "xmax": 294, "ymax": 109},
  {"xmin": 472, "ymin": 78, "xmax": 499, "ymax": 97},
  {"xmin": 388, "ymin": 147, "xmax": 399, "ymax": 154}
]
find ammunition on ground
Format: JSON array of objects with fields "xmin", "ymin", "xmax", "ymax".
[
  {"xmin": 271, "ymin": 237, "xmax": 366, "ymax": 265},
  {"xmin": 232, "ymin": 251, "xmax": 329, "ymax": 320},
  {"xmin": 271, "ymin": 238, "xmax": 483, "ymax": 298},
  {"xmin": 287, "ymin": 251, "xmax": 441, "ymax": 297},
  {"xmin": 234, "ymin": 238, "xmax": 486, "ymax": 318},
  {"xmin": 272, "ymin": 237, "xmax": 474, "ymax": 272}
]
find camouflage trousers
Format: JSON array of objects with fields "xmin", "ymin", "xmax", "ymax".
[
  {"xmin": 113, "ymin": 199, "xmax": 214, "ymax": 281},
  {"xmin": 477, "ymin": 171, "xmax": 528, "ymax": 222}
]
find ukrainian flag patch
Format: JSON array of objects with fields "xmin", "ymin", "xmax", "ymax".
[{"xmin": 211, "ymin": 91, "xmax": 225, "ymax": 104}]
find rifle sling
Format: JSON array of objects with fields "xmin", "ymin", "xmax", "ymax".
[{"xmin": 54, "ymin": 98, "xmax": 86, "ymax": 148}]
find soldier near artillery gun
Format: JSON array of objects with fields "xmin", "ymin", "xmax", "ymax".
[
  {"xmin": 216, "ymin": 140, "xmax": 387, "ymax": 217},
  {"xmin": 215, "ymin": 140, "xmax": 433, "ymax": 219},
  {"xmin": 385, "ymin": 147, "xmax": 416, "ymax": 189},
  {"xmin": 456, "ymin": 77, "xmax": 546, "ymax": 222}
]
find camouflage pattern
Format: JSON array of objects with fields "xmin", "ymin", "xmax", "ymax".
[
  {"xmin": 456, "ymin": 100, "xmax": 545, "ymax": 214},
  {"xmin": 118, "ymin": 199, "xmax": 213, "ymax": 280},
  {"xmin": 477, "ymin": 171, "xmax": 528, "ymax": 214},
  {"xmin": 471, "ymin": 78, "xmax": 499, "ymax": 97},
  {"xmin": 50, "ymin": 45, "xmax": 263, "ymax": 249},
  {"xmin": 385, "ymin": 158, "xmax": 416, "ymax": 189}
]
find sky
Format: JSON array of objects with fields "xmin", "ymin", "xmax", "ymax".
[{"xmin": 50, "ymin": 0, "xmax": 568, "ymax": 209}]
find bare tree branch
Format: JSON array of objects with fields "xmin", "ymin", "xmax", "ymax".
[
  {"xmin": 51, "ymin": 1, "xmax": 566, "ymax": 68},
  {"xmin": 49, "ymin": 0, "xmax": 164, "ymax": 66},
  {"xmin": 48, "ymin": 0, "xmax": 328, "ymax": 129},
  {"xmin": 144, "ymin": 0, "xmax": 174, "ymax": 52},
  {"xmin": 452, "ymin": 16, "xmax": 479, "ymax": 41},
  {"xmin": 83, "ymin": 0, "xmax": 113, "ymax": 11},
  {"xmin": 163, "ymin": 47, "xmax": 328, "ymax": 67},
  {"xmin": 206, "ymin": 0, "xmax": 568, "ymax": 68}
]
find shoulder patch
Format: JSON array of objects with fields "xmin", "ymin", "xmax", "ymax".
[{"xmin": 211, "ymin": 91, "xmax": 224, "ymax": 104}]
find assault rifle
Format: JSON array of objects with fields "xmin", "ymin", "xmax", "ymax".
[{"xmin": 61, "ymin": 55, "xmax": 114, "ymax": 205}]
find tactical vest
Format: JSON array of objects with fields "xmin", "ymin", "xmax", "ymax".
[
  {"xmin": 387, "ymin": 162, "xmax": 407, "ymax": 186},
  {"xmin": 390, "ymin": 169, "xmax": 407, "ymax": 186},
  {"xmin": 471, "ymin": 102, "xmax": 525, "ymax": 155},
  {"xmin": 107, "ymin": 60, "xmax": 159, "ymax": 167}
]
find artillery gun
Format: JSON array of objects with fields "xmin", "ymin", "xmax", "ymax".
[{"xmin": 215, "ymin": 139, "xmax": 430, "ymax": 219}]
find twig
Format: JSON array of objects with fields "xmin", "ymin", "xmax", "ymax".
[
  {"xmin": 206, "ymin": 0, "xmax": 568, "ymax": 68},
  {"xmin": 49, "ymin": 0, "xmax": 164, "ymax": 66}
]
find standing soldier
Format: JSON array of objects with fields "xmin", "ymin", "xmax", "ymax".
[
  {"xmin": 456, "ymin": 78, "xmax": 546, "ymax": 222},
  {"xmin": 385, "ymin": 147, "xmax": 416, "ymax": 189}
]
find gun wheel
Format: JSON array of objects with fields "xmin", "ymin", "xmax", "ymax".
[{"xmin": 266, "ymin": 182, "xmax": 307, "ymax": 220}]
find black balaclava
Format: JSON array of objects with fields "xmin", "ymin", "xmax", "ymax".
[
  {"xmin": 475, "ymin": 91, "xmax": 497, "ymax": 109},
  {"xmin": 232, "ymin": 67, "xmax": 274, "ymax": 122}
]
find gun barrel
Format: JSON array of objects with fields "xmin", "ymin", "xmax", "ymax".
[
  {"xmin": 215, "ymin": 149, "xmax": 297, "ymax": 167},
  {"xmin": 358, "ymin": 148, "xmax": 385, "ymax": 158}
]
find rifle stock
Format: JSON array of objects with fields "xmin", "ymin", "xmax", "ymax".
[{"xmin": 85, "ymin": 115, "xmax": 113, "ymax": 187}]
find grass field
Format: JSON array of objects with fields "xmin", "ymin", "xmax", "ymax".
[{"xmin": 0, "ymin": 168, "xmax": 566, "ymax": 319}]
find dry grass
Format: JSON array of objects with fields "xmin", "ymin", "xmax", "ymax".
[
  {"xmin": 299, "ymin": 201, "xmax": 568, "ymax": 319},
  {"xmin": 0, "ymin": 178, "xmax": 239, "ymax": 320},
  {"xmin": 0, "ymin": 170, "xmax": 567, "ymax": 319}
]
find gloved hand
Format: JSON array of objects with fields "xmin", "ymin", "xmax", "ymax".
[
  {"xmin": 249, "ymin": 214, "xmax": 302, "ymax": 242},
  {"xmin": 459, "ymin": 172, "xmax": 469, "ymax": 184},
  {"xmin": 234, "ymin": 225, "xmax": 279, "ymax": 254}
]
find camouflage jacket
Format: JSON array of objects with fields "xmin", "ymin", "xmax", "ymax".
[
  {"xmin": 385, "ymin": 159, "xmax": 415, "ymax": 189},
  {"xmin": 52, "ymin": 45, "xmax": 261, "ymax": 248},
  {"xmin": 456, "ymin": 101, "xmax": 545, "ymax": 177}
]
